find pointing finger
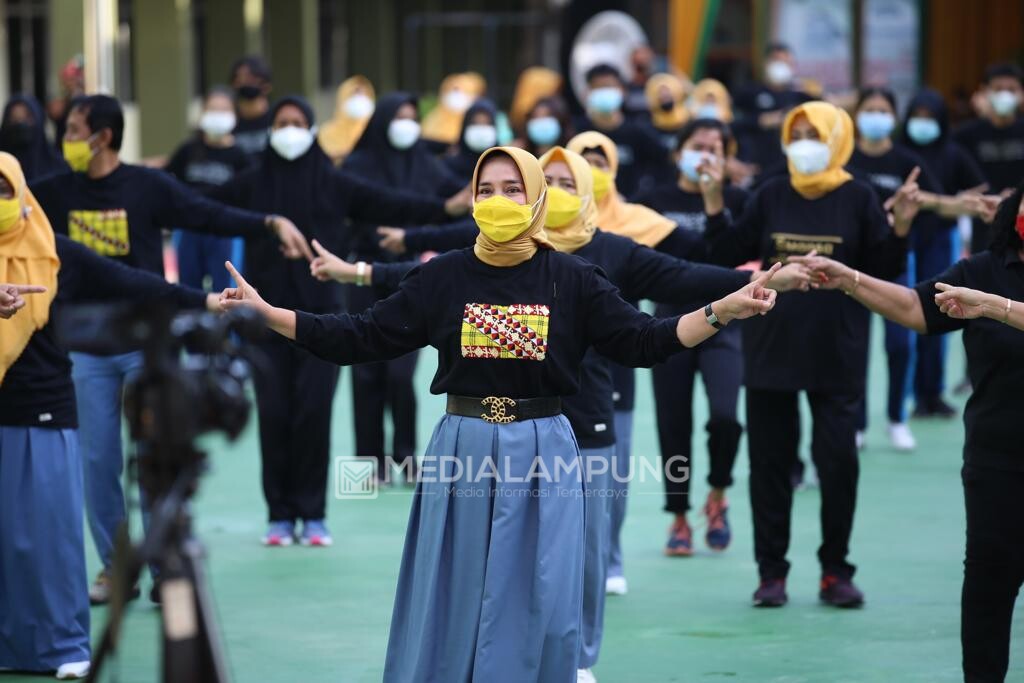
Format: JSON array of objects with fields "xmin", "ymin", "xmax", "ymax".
[{"xmin": 224, "ymin": 261, "xmax": 249, "ymax": 288}]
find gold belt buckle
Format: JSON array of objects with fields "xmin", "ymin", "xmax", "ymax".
[{"xmin": 480, "ymin": 396, "xmax": 517, "ymax": 424}]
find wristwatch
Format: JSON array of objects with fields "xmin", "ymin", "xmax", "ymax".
[{"xmin": 704, "ymin": 303, "xmax": 724, "ymax": 329}]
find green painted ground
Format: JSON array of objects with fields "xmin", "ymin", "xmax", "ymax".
[{"xmin": 6, "ymin": 325, "xmax": 1023, "ymax": 682}]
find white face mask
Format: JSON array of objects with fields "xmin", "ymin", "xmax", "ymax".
[
  {"xmin": 765, "ymin": 60, "xmax": 794, "ymax": 86},
  {"xmin": 199, "ymin": 111, "xmax": 236, "ymax": 138},
  {"xmin": 463, "ymin": 124, "xmax": 497, "ymax": 152},
  {"xmin": 785, "ymin": 139, "xmax": 831, "ymax": 175},
  {"xmin": 388, "ymin": 119, "xmax": 421, "ymax": 150},
  {"xmin": 443, "ymin": 90, "xmax": 473, "ymax": 113},
  {"xmin": 270, "ymin": 125, "xmax": 315, "ymax": 161},
  {"xmin": 989, "ymin": 89, "xmax": 1020, "ymax": 117},
  {"xmin": 343, "ymin": 94, "xmax": 375, "ymax": 119}
]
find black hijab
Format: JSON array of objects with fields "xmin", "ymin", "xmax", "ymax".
[
  {"xmin": 443, "ymin": 98, "xmax": 498, "ymax": 184},
  {"xmin": 1, "ymin": 94, "xmax": 66, "ymax": 182},
  {"xmin": 343, "ymin": 92, "xmax": 461, "ymax": 196},
  {"xmin": 901, "ymin": 88, "xmax": 973, "ymax": 195}
]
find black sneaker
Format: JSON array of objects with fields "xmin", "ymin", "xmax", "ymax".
[
  {"xmin": 819, "ymin": 574, "xmax": 864, "ymax": 608},
  {"xmin": 912, "ymin": 397, "xmax": 958, "ymax": 419},
  {"xmin": 753, "ymin": 578, "xmax": 788, "ymax": 607}
]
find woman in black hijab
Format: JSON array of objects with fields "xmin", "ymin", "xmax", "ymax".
[
  {"xmin": 442, "ymin": 97, "xmax": 499, "ymax": 184},
  {"xmin": 342, "ymin": 92, "xmax": 464, "ymax": 485},
  {"xmin": 213, "ymin": 95, "xmax": 466, "ymax": 546},
  {"xmin": 0, "ymin": 94, "xmax": 66, "ymax": 182}
]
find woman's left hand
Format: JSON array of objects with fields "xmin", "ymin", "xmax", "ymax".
[
  {"xmin": 715, "ymin": 262, "xmax": 780, "ymax": 322},
  {"xmin": 934, "ymin": 282, "xmax": 992, "ymax": 320},
  {"xmin": 309, "ymin": 239, "xmax": 357, "ymax": 282},
  {"xmin": 219, "ymin": 261, "xmax": 271, "ymax": 318},
  {"xmin": 885, "ymin": 166, "xmax": 923, "ymax": 234},
  {"xmin": 445, "ymin": 184, "xmax": 473, "ymax": 216}
]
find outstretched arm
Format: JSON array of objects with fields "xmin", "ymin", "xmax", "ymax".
[
  {"xmin": 933, "ymin": 284, "xmax": 1024, "ymax": 331},
  {"xmin": 789, "ymin": 254, "xmax": 927, "ymax": 333}
]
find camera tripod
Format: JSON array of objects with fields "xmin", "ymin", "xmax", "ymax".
[{"xmin": 86, "ymin": 451, "xmax": 231, "ymax": 683}]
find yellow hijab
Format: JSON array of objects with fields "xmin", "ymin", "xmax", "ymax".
[
  {"xmin": 538, "ymin": 146, "xmax": 597, "ymax": 253},
  {"xmin": 689, "ymin": 78, "xmax": 734, "ymax": 123},
  {"xmin": 422, "ymin": 72, "xmax": 487, "ymax": 144},
  {"xmin": 782, "ymin": 102, "xmax": 854, "ymax": 199},
  {"xmin": 318, "ymin": 76, "xmax": 376, "ymax": 163},
  {"xmin": 510, "ymin": 66, "xmax": 563, "ymax": 133},
  {"xmin": 472, "ymin": 146, "xmax": 553, "ymax": 267},
  {"xmin": 646, "ymin": 73, "xmax": 690, "ymax": 131},
  {"xmin": 0, "ymin": 152, "xmax": 59, "ymax": 385},
  {"xmin": 566, "ymin": 131, "xmax": 676, "ymax": 248}
]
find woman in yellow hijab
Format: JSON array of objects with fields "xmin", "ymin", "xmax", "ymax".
[
  {"xmin": 0, "ymin": 150, "xmax": 219, "ymax": 678},
  {"xmin": 694, "ymin": 99, "xmax": 923, "ymax": 608},
  {"xmin": 646, "ymin": 73, "xmax": 691, "ymax": 139},
  {"xmin": 689, "ymin": 78, "xmax": 734, "ymax": 123},
  {"xmin": 420, "ymin": 72, "xmax": 487, "ymax": 145},
  {"xmin": 318, "ymin": 75, "xmax": 376, "ymax": 165},
  {"xmin": 221, "ymin": 144, "xmax": 777, "ymax": 683}
]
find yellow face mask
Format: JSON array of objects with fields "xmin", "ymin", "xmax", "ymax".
[
  {"xmin": 0, "ymin": 197, "xmax": 21, "ymax": 233},
  {"xmin": 472, "ymin": 195, "xmax": 536, "ymax": 243},
  {"xmin": 544, "ymin": 186, "xmax": 583, "ymax": 229},
  {"xmin": 62, "ymin": 137, "xmax": 96, "ymax": 173},
  {"xmin": 591, "ymin": 167, "xmax": 613, "ymax": 202}
]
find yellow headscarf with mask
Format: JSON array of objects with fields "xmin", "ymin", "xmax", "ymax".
[
  {"xmin": 0, "ymin": 152, "xmax": 59, "ymax": 385},
  {"xmin": 689, "ymin": 79, "xmax": 734, "ymax": 123},
  {"xmin": 782, "ymin": 102, "xmax": 854, "ymax": 199},
  {"xmin": 538, "ymin": 146, "xmax": 597, "ymax": 253},
  {"xmin": 422, "ymin": 72, "xmax": 487, "ymax": 144},
  {"xmin": 510, "ymin": 67, "xmax": 563, "ymax": 133},
  {"xmin": 472, "ymin": 146, "xmax": 553, "ymax": 267},
  {"xmin": 566, "ymin": 132, "xmax": 676, "ymax": 248},
  {"xmin": 646, "ymin": 73, "xmax": 690, "ymax": 131},
  {"xmin": 318, "ymin": 76, "xmax": 376, "ymax": 163}
]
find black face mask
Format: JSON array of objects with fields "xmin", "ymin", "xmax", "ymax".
[
  {"xmin": 659, "ymin": 100, "xmax": 676, "ymax": 113},
  {"xmin": 236, "ymin": 85, "xmax": 263, "ymax": 101},
  {"xmin": 0, "ymin": 122, "xmax": 35, "ymax": 147}
]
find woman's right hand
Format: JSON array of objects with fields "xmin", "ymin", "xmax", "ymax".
[
  {"xmin": 377, "ymin": 227, "xmax": 407, "ymax": 255},
  {"xmin": 787, "ymin": 252, "xmax": 855, "ymax": 291},
  {"xmin": 219, "ymin": 261, "xmax": 271, "ymax": 317},
  {"xmin": 713, "ymin": 262, "xmax": 781, "ymax": 322},
  {"xmin": 0, "ymin": 284, "xmax": 46, "ymax": 319}
]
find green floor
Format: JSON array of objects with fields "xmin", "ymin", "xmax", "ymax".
[{"xmin": 7, "ymin": 326, "xmax": 1023, "ymax": 682}]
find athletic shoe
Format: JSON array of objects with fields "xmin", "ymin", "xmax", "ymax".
[
  {"xmin": 819, "ymin": 574, "xmax": 864, "ymax": 607},
  {"xmin": 752, "ymin": 578, "xmax": 788, "ymax": 607},
  {"xmin": 577, "ymin": 668, "xmax": 597, "ymax": 683},
  {"xmin": 262, "ymin": 521, "xmax": 295, "ymax": 547},
  {"xmin": 664, "ymin": 516, "xmax": 693, "ymax": 556},
  {"xmin": 703, "ymin": 495, "xmax": 731, "ymax": 551},
  {"xmin": 89, "ymin": 569, "xmax": 140, "ymax": 606},
  {"xmin": 605, "ymin": 575, "xmax": 628, "ymax": 596},
  {"xmin": 855, "ymin": 430, "xmax": 867, "ymax": 450},
  {"xmin": 887, "ymin": 422, "xmax": 917, "ymax": 451},
  {"xmin": 300, "ymin": 519, "xmax": 333, "ymax": 547},
  {"xmin": 55, "ymin": 661, "xmax": 90, "ymax": 679}
]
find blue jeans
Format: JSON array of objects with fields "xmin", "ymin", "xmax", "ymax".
[
  {"xmin": 607, "ymin": 410, "xmax": 633, "ymax": 580},
  {"xmin": 70, "ymin": 350, "xmax": 144, "ymax": 570},
  {"xmin": 174, "ymin": 231, "xmax": 242, "ymax": 291},
  {"xmin": 913, "ymin": 226, "xmax": 956, "ymax": 401}
]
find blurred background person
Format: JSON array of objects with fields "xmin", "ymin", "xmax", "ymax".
[
  {"xmin": 229, "ymin": 55, "xmax": 274, "ymax": 159},
  {"xmin": 645, "ymin": 72, "xmax": 691, "ymax": 151},
  {"xmin": 443, "ymin": 98, "xmax": 498, "ymax": 185},
  {"xmin": 318, "ymin": 75, "xmax": 376, "ymax": 166},
  {"xmin": 509, "ymin": 66, "xmax": 563, "ymax": 140},
  {"xmin": 164, "ymin": 87, "xmax": 252, "ymax": 292},
  {"xmin": 420, "ymin": 72, "xmax": 487, "ymax": 148},
  {"xmin": 1, "ymin": 94, "xmax": 66, "ymax": 182},
  {"xmin": 517, "ymin": 95, "xmax": 572, "ymax": 158}
]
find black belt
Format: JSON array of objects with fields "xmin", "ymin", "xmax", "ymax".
[{"xmin": 446, "ymin": 395, "xmax": 561, "ymax": 424}]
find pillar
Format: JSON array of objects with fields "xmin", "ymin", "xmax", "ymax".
[
  {"xmin": 264, "ymin": 0, "xmax": 318, "ymax": 101},
  {"xmin": 132, "ymin": 0, "xmax": 193, "ymax": 156}
]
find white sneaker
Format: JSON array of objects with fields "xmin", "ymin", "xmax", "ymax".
[
  {"xmin": 855, "ymin": 430, "xmax": 867, "ymax": 450},
  {"xmin": 577, "ymin": 668, "xmax": 597, "ymax": 683},
  {"xmin": 56, "ymin": 661, "xmax": 90, "ymax": 679},
  {"xmin": 887, "ymin": 422, "xmax": 917, "ymax": 451},
  {"xmin": 605, "ymin": 575, "xmax": 628, "ymax": 595}
]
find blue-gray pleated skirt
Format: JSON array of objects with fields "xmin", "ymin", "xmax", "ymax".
[
  {"xmin": 0, "ymin": 426, "xmax": 90, "ymax": 672},
  {"xmin": 384, "ymin": 414, "xmax": 585, "ymax": 683}
]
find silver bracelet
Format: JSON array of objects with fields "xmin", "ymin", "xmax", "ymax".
[
  {"xmin": 356, "ymin": 261, "xmax": 367, "ymax": 287},
  {"xmin": 1003, "ymin": 297, "xmax": 1011, "ymax": 324}
]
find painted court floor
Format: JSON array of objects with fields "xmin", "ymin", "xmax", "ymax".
[{"xmin": 5, "ymin": 327, "xmax": 1023, "ymax": 682}]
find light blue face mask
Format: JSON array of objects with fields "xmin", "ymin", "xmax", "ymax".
[
  {"xmin": 678, "ymin": 149, "xmax": 708, "ymax": 182},
  {"xmin": 696, "ymin": 104, "xmax": 721, "ymax": 120},
  {"xmin": 856, "ymin": 111, "xmax": 896, "ymax": 141},
  {"xmin": 526, "ymin": 116, "xmax": 561, "ymax": 146},
  {"xmin": 588, "ymin": 87, "xmax": 624, "ymax": 114},
  {"xmin": 906, "ymin": 117, "xmax": 941, "ymax": 145}
]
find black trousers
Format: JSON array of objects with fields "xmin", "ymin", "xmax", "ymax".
[
  {"xmin": 652, "ymin": 325, "xmax": 743, "ymax": 514},
  {"xmin": 746, "ymin": 388, "xmax": 860, "ymax": 580},
  {"xmin": 350, "ymin": 350, "xmax": 419, "ymax": 467},
  {"xmin": 962, "ymin": 464, "xmax": 1024, "ymax": 683},
  {"xmin": 253, "ymin": 334, "xmax": 340, "ymax": 522}
]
